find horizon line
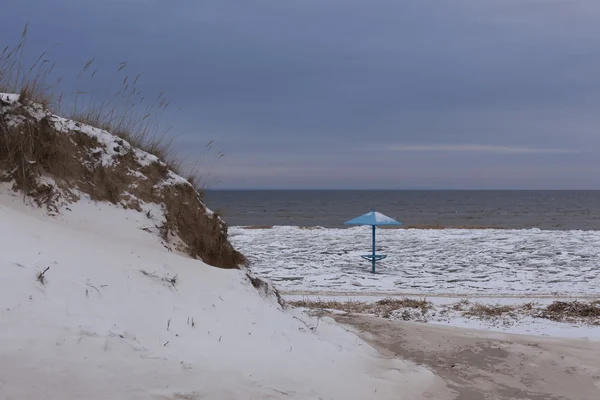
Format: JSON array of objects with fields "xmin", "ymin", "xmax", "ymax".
[{"xmin": 206, "ymin": 188, "xmax": 600, "ymax": 191}]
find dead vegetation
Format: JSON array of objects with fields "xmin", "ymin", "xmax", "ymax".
[
  {"xmin": 537, "ymin": 301, "xmax": 600, "ymax": 323},
  {"xmin": 0, "ymin": 24, "xmax": 56, "ymax": 107},
  {"xmin": 453, "ymin": 300, "xmax": 600, "ymax": 324},
  {"xmin": 1, "ymin": 24, "xmax": 224, "ymax": 186},
  {"xmin": 0, "ymin": 99, "xmax": 244, "ymax": 267},
  {"xmin": 36, "ymin": 266, "xmax": 50, "ymax": 285},
  {"xmin": 140, "ymin": 270, "xmax": 180, "ymax": 289},
  {"xmin": 247, "ymin": 272, "xmax": 285, "ymax": 308},
  {"xmin": 447, "ymin": 299, "xmax": 522, "ymax": 320},
  {"xmin": 159, "ymin": 183, "xmax": 244, "ymax": 267},
  {"xmin": 0, "ymin": 27, "xmax": 245, "ymax": 268},
  {"xmin": 289, "ymin": 297, "xmax": 432, "ymax": 319},
  {"xmin": 292, "ymin": 298, "xmax": 600, "ymax": 326}
]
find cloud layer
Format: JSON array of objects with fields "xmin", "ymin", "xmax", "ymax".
[
  {"xmin": 386, "ymin": 145, "xmax": 580, "ymax": 154},
  {"xmin": 2, "ymin": 0, "xmax": 600, "ymax": 188}
]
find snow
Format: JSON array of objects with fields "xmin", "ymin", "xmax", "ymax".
[
  {"xmin": 345, "ymin": 211, "xmax": 401, "ymax": 226},
  {"xmin": 427, "ymin": 314, "xmax": 600, "ymax": 340},
  {"xmin": 0, "ymin": 93, "xmax": 215, "ymax": 219},
  {"xmin": 426, "ymin": 295, "xmax": 600, "ymax": 340},
  {"xmin": 153, "ymin": 170, "xmax": 192, "ymax": 190},
  {"xmin": 1, "ymin": 92, "xmax": 169, "ymax": 173},
  {"xmin": 1, "ymin": 93, "xmax": 20, "ymax": 102},
  {"xmin": 229, "ymin": 226, "xmax": 600, "ymax": 296},
  {"xmin": 0, "ymin": 187, "xmax": 437, "ymax": 399},
  {"xmin": 54, "ymin": 115, "xmax": 156, "ymax": 168},
  {"xmin": 288, "ymin": 294, "xmax": 600, "ymax": 340},
  {"xmin": 374, "ymin": 212, "xmax": 400, "ymax": 224}
]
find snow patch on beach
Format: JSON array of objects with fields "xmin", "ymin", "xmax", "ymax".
[
  {"xmin": 230, "ymin": 226, "xmax": 600, "ymax": 296},
  {"xmin": 288, "ymin": 294, "xmax": 600, "ymax": 340}
]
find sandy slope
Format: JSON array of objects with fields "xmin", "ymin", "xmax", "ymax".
[
  {"xmin": 333, "ymin": 314, "xmax": 600, "ymax": 400},
  {"xmin": 0, "ymin": 188, "xmax": 445, "ymax": 400}
]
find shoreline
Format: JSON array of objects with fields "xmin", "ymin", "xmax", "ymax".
[
  {"xmin": 282, "ymin": 290, "xmax": 600, "ymax": 299},
  {"xmin": 235, "ymin": 224, "xmax": 600, "ymax": 232}
]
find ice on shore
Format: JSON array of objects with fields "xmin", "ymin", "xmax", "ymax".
[{"xmin": 230, "ymin": 226, "xmax": 600, "ymax": 296}]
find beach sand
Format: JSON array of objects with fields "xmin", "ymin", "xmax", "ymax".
[{"xmin": 333, "ymin": 314, "xmax": 600, "ymax": 400}]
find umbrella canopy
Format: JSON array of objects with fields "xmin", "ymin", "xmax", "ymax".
[
  {"xmin": 344, "ymin": 210, "xmax": 402, "ymax": 273},
  {"xmin": 344, "ymin": 210, "xmax": 402, "ymax": 227}
]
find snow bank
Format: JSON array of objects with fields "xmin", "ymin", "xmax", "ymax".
[{"xmin": 0, "ymin": 187, "xmax": 438, "ymax": 399}]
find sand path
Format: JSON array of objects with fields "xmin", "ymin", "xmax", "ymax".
[{"xmin": 333, "ymin": 314, "xmax": 600, "ymax": 400}]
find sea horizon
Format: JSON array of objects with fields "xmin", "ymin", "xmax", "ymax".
[
  {"xmin": 208, "ymin": 188, "xmax": 600, "ymax": 191},
  {"xmin": 204, "ymin": 190, "xmax": 600, "ymax": 230}
]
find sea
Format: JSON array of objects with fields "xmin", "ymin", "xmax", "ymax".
[{"xmin": 205, "ymin": 190, "xmax": 600, "ymax": 230}]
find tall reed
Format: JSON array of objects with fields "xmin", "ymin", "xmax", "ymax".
[{"xmin": 0, "ymin": 24, "xmax": 222, "ymax": 190}]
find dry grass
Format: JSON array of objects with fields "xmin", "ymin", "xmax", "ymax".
[
  {"xmin": 451, "ymin": 298, "xmax": 471, "ymax": 311},
  {"xmin": 66, "ymin": 59, "xmax": 181, "ymax": 173},
  {"xmin": 0, "ymin": 25, "xmax": 56, "ymax": 107},
  {"xmin": 538, "ymin": 301, "xmax": 600, "ymax": 323},
  {"xmin": 292, "ymin": 297, "xmax": 600, "ymax": 326},
  {"xmin": 1, "ymin": 26, "xmax": 244, "ymax": 268},
  {"xmin": 36, "ymin": 266, "xmax": 50, "ymax": 285},
  {"xmin": 140, "ymin": 270, "xmax": 180, "ymax": 289},
  {"xmin": 0, "ymin": 106, "xmax": 143, "ymax": 208},
  {"xmin": 247, "ymin": 272, "xmax": 285, "ymax": 308},
  {"xmin": 290, "ymin": 297, "xmax": 431, "ymax": 318},
  {"xmin": 159, "ymin": 182, "xmax": 245, "ymax": 267},
  {"xmin": 184, "ymin": 140, "xmax": 225, "ymax": 192},
  {"xmin": 1, "ymin": 24, "xmax": 221, "ymax": 189},
  {"xmin": 449, "ymin": 300, "xmax": 600, "ymax": 325},
  {"xmin": 462, "ymin": 303, "xmax": 519, "ymax": 320},
  {"xmin": 0, "ymin": 114, "xmax": 82, "ymax": 209},
  {"xmin": 450, "ymin": 300, "xmax": 540, "ymax": 320},
  {"xmin": 456, "ymin": 300, "xmax": 600, "ymax": 323},
  {"xmin": 0, "ymin": 99, "xmax": 244, "ymax": 268},
  {"xmin": 290, "ymin": 299, "xmax": 366, "ymax": 312}
]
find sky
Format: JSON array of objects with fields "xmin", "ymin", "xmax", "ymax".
[{"xmin": 2, "ymin": 0, "xmax": 600, "ymax": 189}]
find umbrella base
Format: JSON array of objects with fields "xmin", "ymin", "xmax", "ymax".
[
  {"xmin": 360, "ymin": 254, "xmax": 387, "ymax": 262},
  {"xmin": 361, "ymin": 254, "xmax": 387, "ymax": 273}
]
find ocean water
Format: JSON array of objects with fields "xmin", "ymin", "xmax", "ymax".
[
  {"xmin": 207, "ymin": 191, "xmax": 600, "ymax": 295},
  {"xmin": 205, "ymin": 190, "xmax": 600, "ymax": 230}
]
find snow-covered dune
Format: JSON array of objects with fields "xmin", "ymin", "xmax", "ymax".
[
  {"xmin": 0, "ymin": 93, "xmax": 243, "ymax": 268},
  {"xmin": 0, "ymin": 188, "xmax": 441, "ymax": 399}
]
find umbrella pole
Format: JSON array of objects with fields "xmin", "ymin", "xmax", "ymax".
[{"xmin": 371, "ymin": 225, "xmax": 376, "ymax": 273}]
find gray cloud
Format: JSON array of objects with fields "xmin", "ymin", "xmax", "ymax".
[
  {"xmin": 2, "ymin": 0, "xmax": 600, "ymax": 188},
  {"xmin": 386, "ymin": 144, "xmax": 581, "ymax": 154}
]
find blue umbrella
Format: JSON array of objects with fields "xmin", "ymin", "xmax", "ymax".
[{"xmin": 344, "ymin": 209, "xmax": 402, "ymax": 273}]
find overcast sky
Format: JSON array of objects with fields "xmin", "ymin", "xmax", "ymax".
[{"xmin": 3, "ymin": 0, "xmax": 600, "ymax": 189}]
